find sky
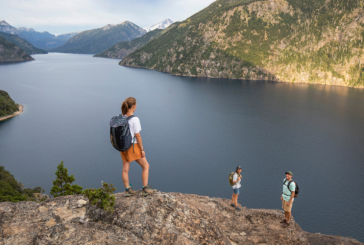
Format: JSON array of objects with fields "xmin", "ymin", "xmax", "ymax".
[{"xmin": 0, "ymin": 0, "xmax": 216, "ymax": 34}]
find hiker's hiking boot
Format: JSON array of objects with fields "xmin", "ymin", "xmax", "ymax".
[
  {"xmin": 235, "ymin": 207, "xmax": 241, "ymax": 211},
  {"xmin": 282, "ymin": 222, "xmax": 290, "ymax": 228},
  {"xmin": 230, "ymin": 204, "xmax": 236, "ymax": 207},
  {"xmin": 125, "ymin": 186, "xmax": 136, "ymax": 197},
  {"xmin": 280, "ymin": 219, "xmax": 287, "ymax": 224},
  {"xmin": 142, "ymin": 185, "xmax": 153, "ymax": 196}
]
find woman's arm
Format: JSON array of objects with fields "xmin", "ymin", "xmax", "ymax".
[
  {"xmin": 233, "ymin": 174, "xmax": 241, "ymax": 184},
  {"xmin": 234, "ymin": 176, "xmax": 241, "ymax": 184},
  {"xmin": 135, "ymin": 133, "xmax": 145, "ymax": 158}
]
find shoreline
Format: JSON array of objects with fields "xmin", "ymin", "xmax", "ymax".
[
  {"xmin": 0, "ymin": 104, "xmax": 23, "ymax": 122},
  {"xmin": 120, "ymin": 64, "xmax": 364, "ymax": 89}
]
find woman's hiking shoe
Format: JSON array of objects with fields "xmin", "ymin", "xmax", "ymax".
[
  {"xmin": 235, "ymin": 207, "xmax": 241, "ymax": 211},
  {"xmin": 142, "ymin": 185, "xmax": 153, "ymax": 196},
  {"xmin": 282, "ymin": 222, "xmax": 290, "ymax": 227},
  {"xmin": 125, "ymin": 186, "xmax": 136, "ymax": 197},
  {"xmin": 230, "ymin": 204, "xmax": 236, "ymax": 207},
  {"xmin": 280, "ymin": 219, "xmax": 287, "ymax": 224}
]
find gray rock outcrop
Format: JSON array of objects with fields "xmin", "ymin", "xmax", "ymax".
[{"xmin": 0, "ymin": 192, "xmax": 361, "ymax": 244}]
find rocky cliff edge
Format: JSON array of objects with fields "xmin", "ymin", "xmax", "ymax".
[{"xmin": 0, "ymin": 191, "xmax": 361, "ymax": 245}]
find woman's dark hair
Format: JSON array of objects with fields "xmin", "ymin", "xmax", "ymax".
[{"xmin": 121, "ymin": 97, "xmax": 136, "ymax": 115}]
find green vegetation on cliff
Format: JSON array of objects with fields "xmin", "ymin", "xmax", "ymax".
[
  {"xmin": 0, "ymin": 31, "xmax": 47, "ymax": 54},
  {"xmin": 0, "ymin": 90, "xmax": 19, "ymax": 117},
  {"xmin": 94, "ymin": 29, "xmax": 164, "ymax": 59},
  {"xmin": 120, "ymin": 0, "xmax": 364, "ymax": 88},
  {"xmin": 50, "ymin": 161, "xmax": 83, "ymax": 197},
  {"xmin": 0, "ymin": 166, "xmax": 44, "ymax": 202},
  {"xmin": 0, "ymin": 36, "xmax": 34, "ymax": 62},
  {"xmin": 83, "ymin": 183, "xmax": 116, "ymax": 213},
  {"xmin": 50, "ymin": 21, "xmax": 146, "ymax": 54}
]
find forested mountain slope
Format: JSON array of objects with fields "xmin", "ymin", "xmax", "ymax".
[
  {"xmin": 120, "ymin": 0, "xmax": 364, "ymax": 88},
  {"xmin": 0, "ymin": 32, "xmax": 47, "ymax": 54},
  {"xmin": 0, "ymin": 36, "xmax": 34, "ymax": 62},
  {"xmin": 51, "ymin": 21, "xmax": 146, "ymax": 54},
  {"xmin": 0, "ymin": 90, "xmax": 19, "ymax": 117},
  {"xmin": 0, "ymin": 165, "xmax": 44, "ymax": 202},
  {"xmin": 94, "ymin": 29, "xmax": 164, "ymax": 59}
]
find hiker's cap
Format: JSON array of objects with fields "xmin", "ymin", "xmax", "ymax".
[
  {"xmin": 285, "ymin": 171, "xmax": 293, "ymax": 176},
  {"xmin": 236, "ymin": 166, "xmax": 242, "ymax": 170}
]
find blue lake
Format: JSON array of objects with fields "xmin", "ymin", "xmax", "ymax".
[{"xmin": 0, "ymin": 53, "xmax": 363, "ymax": 242}]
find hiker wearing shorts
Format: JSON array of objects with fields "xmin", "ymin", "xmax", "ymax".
[
  {"xmin": 120, "ymin": 97, "xmax": 153, "ymax": 197},
  {"xmin": 230, "ymin": 166, "xmax": 242, "ymax": 210},
  {"xmin": 280, "ymin": 171, "xmax": 296, "ymax": 227}
]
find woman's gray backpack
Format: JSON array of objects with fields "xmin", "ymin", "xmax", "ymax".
[{"xmin": 110, "ymin": 115, "xmax": 135, "ymax": 152}]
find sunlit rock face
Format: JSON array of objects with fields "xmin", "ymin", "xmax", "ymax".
[{"xmin": 121, "ymin": 0, "xmax": 364, "ymax": 88}]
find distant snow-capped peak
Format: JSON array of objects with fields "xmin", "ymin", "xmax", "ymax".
[
  {"xmin": 0, "ymin": 20, "xmax": 10, "ymax": 26},
  {"xmin": 55, "ymin": 31, "xmax": 80, "ymax": 37},
  {"xmin": 143, "ymin": 19, "xmax": 174, "ymax": 32}
]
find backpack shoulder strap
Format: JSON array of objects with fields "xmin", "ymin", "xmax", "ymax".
[
  {"xmin": 287, "ymin": 180, "xmax": 294, "ymax": 192},
  {"xmin": 117, "ymin": 114, "xmax": 135, "ymax": 121}
]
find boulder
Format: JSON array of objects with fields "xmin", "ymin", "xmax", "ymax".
[{"xmin": 76, "ymin": 199, "xmax": 87, "ymax": 208}]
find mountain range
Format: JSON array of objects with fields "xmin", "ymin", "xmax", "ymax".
[
  {"xmin": 50, "ymin": 21, "xmax": 146, "ymax": 54},
  {"xmin": 143, "ymin": 19, "xmax": 174, "ymax": 32},
  {"xmin": 0, "ymin": 31, "xmax": 47, "ymax": 55},
  {"xmin": 0, "ymin": 36, "xmax": 34, "ymax": 62},
  {"xmin": 0, "ymin": 21, "xmax": 78, "ymax": 50},
  {"xmin": 120, "ymin": 0, "xmax": 364, "ymax": 88},
  {"xmin": 31, "ymin": 32, "xmax": 80, "ymax": 50},
  {"xmin": 94, "ymin": 29, "xmax": 164, "ymax": 59}
]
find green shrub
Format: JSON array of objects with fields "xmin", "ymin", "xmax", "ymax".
[
  {"xmin": 83, "ymin": 183, "xmax": 116, "ymax": 213},
  {"xmin": 50, "ymin": 161, "xmax": 83, "ymax": 197}
]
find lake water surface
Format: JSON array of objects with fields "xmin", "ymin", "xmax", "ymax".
[{"xmin": 1, "ymin": 53, "xmax": 363, "ymax": 242}]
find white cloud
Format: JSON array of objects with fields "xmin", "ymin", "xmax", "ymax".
[{"xmin": 0, "ymin": 0, "xmax": 216, "ymax": 34}]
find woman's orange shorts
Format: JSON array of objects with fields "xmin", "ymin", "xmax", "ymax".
[{"xmin": 120, "ymin": 143, "xmax": 142, "ymax": 162}]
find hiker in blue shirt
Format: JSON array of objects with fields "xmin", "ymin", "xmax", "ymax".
[{"xmin": 280, "ymin": 171, "xmax": 296, "ymax": 227}]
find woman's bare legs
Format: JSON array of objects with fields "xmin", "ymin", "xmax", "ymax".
[
  {"xmin": 122, "ymin": 160, "xmax": 131, "ymax": 188},
  {"xmin": 231, "ymin": 193, "xmax": 239, "ymax": 206},
  {"xmin": 135, "ymin": 157, "xmax": 150, "ymax": 187}
]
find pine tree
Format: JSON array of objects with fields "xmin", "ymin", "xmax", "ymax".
[{"xmin": 50, "ymin": 161, "xmax": 83, "ymax": 197}]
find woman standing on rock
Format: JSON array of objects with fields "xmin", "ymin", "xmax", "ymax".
[
  {"xmin": 231, "ymin": 166, "xmax": 242, "ymax": 210},
  {"xmin": 120, "ymin": 97, "xmax": 153, "ymax": 197}
]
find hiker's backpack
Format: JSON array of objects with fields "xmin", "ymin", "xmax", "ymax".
[
  {"xmin": 110, "ymin": 114, "xmax": 135, "ymax": 152},
  {"xmin": 283, "ymin": 179, "xmax": 300, "ymax": 198},
  {"xmin": 229, "ymin": 172, "xmax": 241, "ymax": 186},
  {"xmin": 229, "ymin": 172, "xmax": 235, "ymax": 186}
]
